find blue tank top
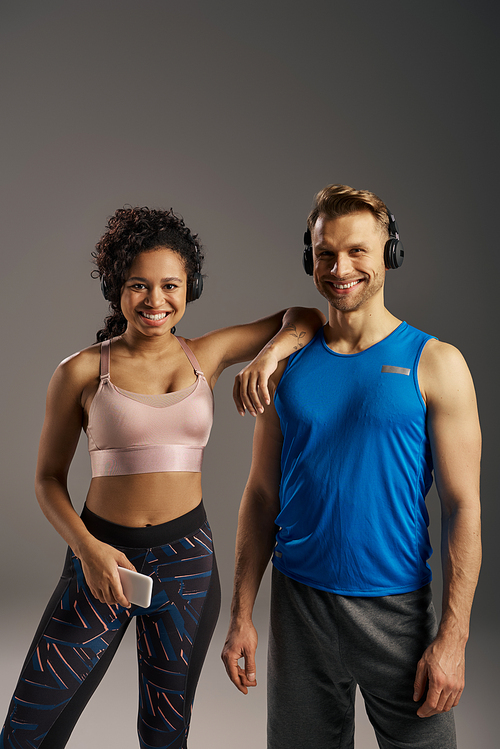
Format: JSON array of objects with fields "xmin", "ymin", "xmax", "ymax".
[{"xmin": 273, "ymin": 322, "xmax": 436, "ymax": 596}]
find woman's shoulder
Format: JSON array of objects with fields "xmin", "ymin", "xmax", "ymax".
[
  {"xmin": 176, "ymin": 334, "xmax": 226, "ymax": 388},
  {"xmin": 53, "ymin": 342, "xmax": 102, "ymax": 387}
]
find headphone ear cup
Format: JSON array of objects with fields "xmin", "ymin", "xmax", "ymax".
[
  {"xmin": 187, "ymin": 271, "xmax": 203, "ymax": 302},
  {"xmin": 384, "ymin": 238, "xmax": 405, "ymax": 269},
  {"xmin": 101, "ymin": 276, "xmax": 111, "ymax": 301},
  {"xmin": 302, "ymin": 229, "xmax": 314, "ymax": 276},
  {"xmin": 302, "ymin": 246, "xmax": 314, "ymax": 276}
]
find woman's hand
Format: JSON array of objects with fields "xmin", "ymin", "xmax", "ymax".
[
  {"xmin": 77, "ymin": 536, "xmax": 137, "ymax": 608},
  {"xmin": 233, "ymin": 348, "xmax": 279, "ymax": 416}
]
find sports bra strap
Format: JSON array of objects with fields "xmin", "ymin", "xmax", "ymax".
[
  {"xmin": 100, "ymin": 340, "xmax": 111, "ymax": 380},
  {"xmin": 176, "ymin": 337, "xmax": 204, "ymax": 376}
]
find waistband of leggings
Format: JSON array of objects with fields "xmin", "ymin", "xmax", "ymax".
[{"xmin": 81, "ymin": 501, "xmax": 207, "ymax": 548}]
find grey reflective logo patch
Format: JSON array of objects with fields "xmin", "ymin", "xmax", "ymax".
[
  {"xmin": 381, "ymin": 365, "xmax": 411, "ymax": 375},
  {"xmin": 274, "ymin": 550, "xmax": 282, "ymax": 558}
]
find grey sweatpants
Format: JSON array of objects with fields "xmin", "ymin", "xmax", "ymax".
[{"xmin": 268, "ymin": 568, "xmax": 456, "ymax": 749}]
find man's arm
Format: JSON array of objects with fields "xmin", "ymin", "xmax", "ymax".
[
  {"xmin": 414, "ymin": 340, "xmax": 482, "ymax": 717},
  {"xmin": 221, "ymin": 376, "xmax": 284, "ymax": 693}
]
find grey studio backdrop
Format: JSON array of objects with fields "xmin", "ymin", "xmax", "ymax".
[{"xmin": 1, "ymin": 2, "xmax": 498, "ymax": 747}]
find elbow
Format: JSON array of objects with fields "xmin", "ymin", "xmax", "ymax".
[
  {"xmin": 442, "ymin": 497, "xmax": 481, "ymax": 525},
  {"xmin": 244, "ymin": 484, "xmax": 280, "ymax": 520},
  {"xmin": 34, "ymin": 471, "xmax": 68, "ymax": 505}
]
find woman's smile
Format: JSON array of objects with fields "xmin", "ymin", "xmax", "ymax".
[{"xmin": 137, "ymin": 309, "xmax": 172, "ymax": 325}]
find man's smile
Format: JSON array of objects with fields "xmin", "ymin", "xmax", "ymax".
[{"xmin": 330, "ymin": 279, "xmax": 363, "ymax": 290}]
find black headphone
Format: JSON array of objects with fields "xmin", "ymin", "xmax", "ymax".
[
  {"xmin": 384, "ymin": 209, "xmax": 405, "ymax": 270},
  {"xmin": 100, "ymin": 275, "xmax": 112, "ymax": 301},
  {"xmin": 100, "ymin": 253, "xmax": 204, "ymax": 303},
  {"xmin": 187, "ymin": 264, "xmax": 203, "ymax": 302},
  {"xmin": 302, "ymin": 208, "xmax": 405, "ymax": 276}
]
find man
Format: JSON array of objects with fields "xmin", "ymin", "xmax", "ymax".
[{"xmin": 222, "ymin": 184, "xmax": 481, "ymax": 748}]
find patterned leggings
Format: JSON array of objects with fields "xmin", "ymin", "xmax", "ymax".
[{"xmin": 0, "ymin": 502, "xmax": 221, "ymax": 749}]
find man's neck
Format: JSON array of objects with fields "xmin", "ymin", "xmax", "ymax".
[{"xmin": 324, "ymin": 304, "xmax": 401, "ymax": 355}]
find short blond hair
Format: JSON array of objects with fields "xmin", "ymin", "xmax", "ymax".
[{"xmin": 307, "ymin": 184, "xmax": 389, "ymax": 237}]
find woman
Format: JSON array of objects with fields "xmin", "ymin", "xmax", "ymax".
[{"xmin": 0, "ymin": 207, "xmax": 321, "ymax": 749}]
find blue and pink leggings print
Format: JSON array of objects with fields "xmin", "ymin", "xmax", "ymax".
[{"xmin": 0, "ymin": 503, "xmax": 220, "ymax": 749}]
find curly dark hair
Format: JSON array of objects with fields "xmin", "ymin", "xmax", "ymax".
[{"xmin": 92, "ymin": 206, "xmax": 204, "ymax": 341}]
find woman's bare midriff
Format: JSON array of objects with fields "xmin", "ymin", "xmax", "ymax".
[{"xmin": 85, "ymin": 472, "xmax": 203, "ymax": 527}]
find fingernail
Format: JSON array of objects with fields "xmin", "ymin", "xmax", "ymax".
[{"xmin": 248, "ymin": 673, "xmax": 256, "ymax": 681}]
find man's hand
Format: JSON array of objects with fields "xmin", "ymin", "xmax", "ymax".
[
  {"xmin": 233, "ymin": 349, "xmax": 279, "ymax": 417},
  {"xmin": 221, "ymin": 621, "xmax": 259, "ymax": 694},
  {"xmin": 413, "ymin": 635, "xmax": 465, "ymax": 717}
]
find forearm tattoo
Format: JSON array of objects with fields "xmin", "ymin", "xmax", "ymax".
[{"xmin": 284, "ymin": 323, "xmax": 307, "ymax": 350}]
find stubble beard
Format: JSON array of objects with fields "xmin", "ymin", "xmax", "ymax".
[{"xmin": 315, "ymin": 272, "xmax": 385, "ymax": 313}]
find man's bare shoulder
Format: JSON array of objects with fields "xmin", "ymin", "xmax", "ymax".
[
  {"xmin": 420, "ymin": 338, "xmax": 469, "ymax": 373},
  {"xmin": 419, "ymin": 339, "xmax": 474, "ymax": 406}
]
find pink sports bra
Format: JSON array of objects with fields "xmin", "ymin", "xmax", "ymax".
[{"xmin": 87, "ymin": 337, "xmax": 214, "ymax": 477}]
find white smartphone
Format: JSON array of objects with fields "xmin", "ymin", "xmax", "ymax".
[{"xmin": 118, "ymin": 567, "xmax": 153, "ymax": 608}]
